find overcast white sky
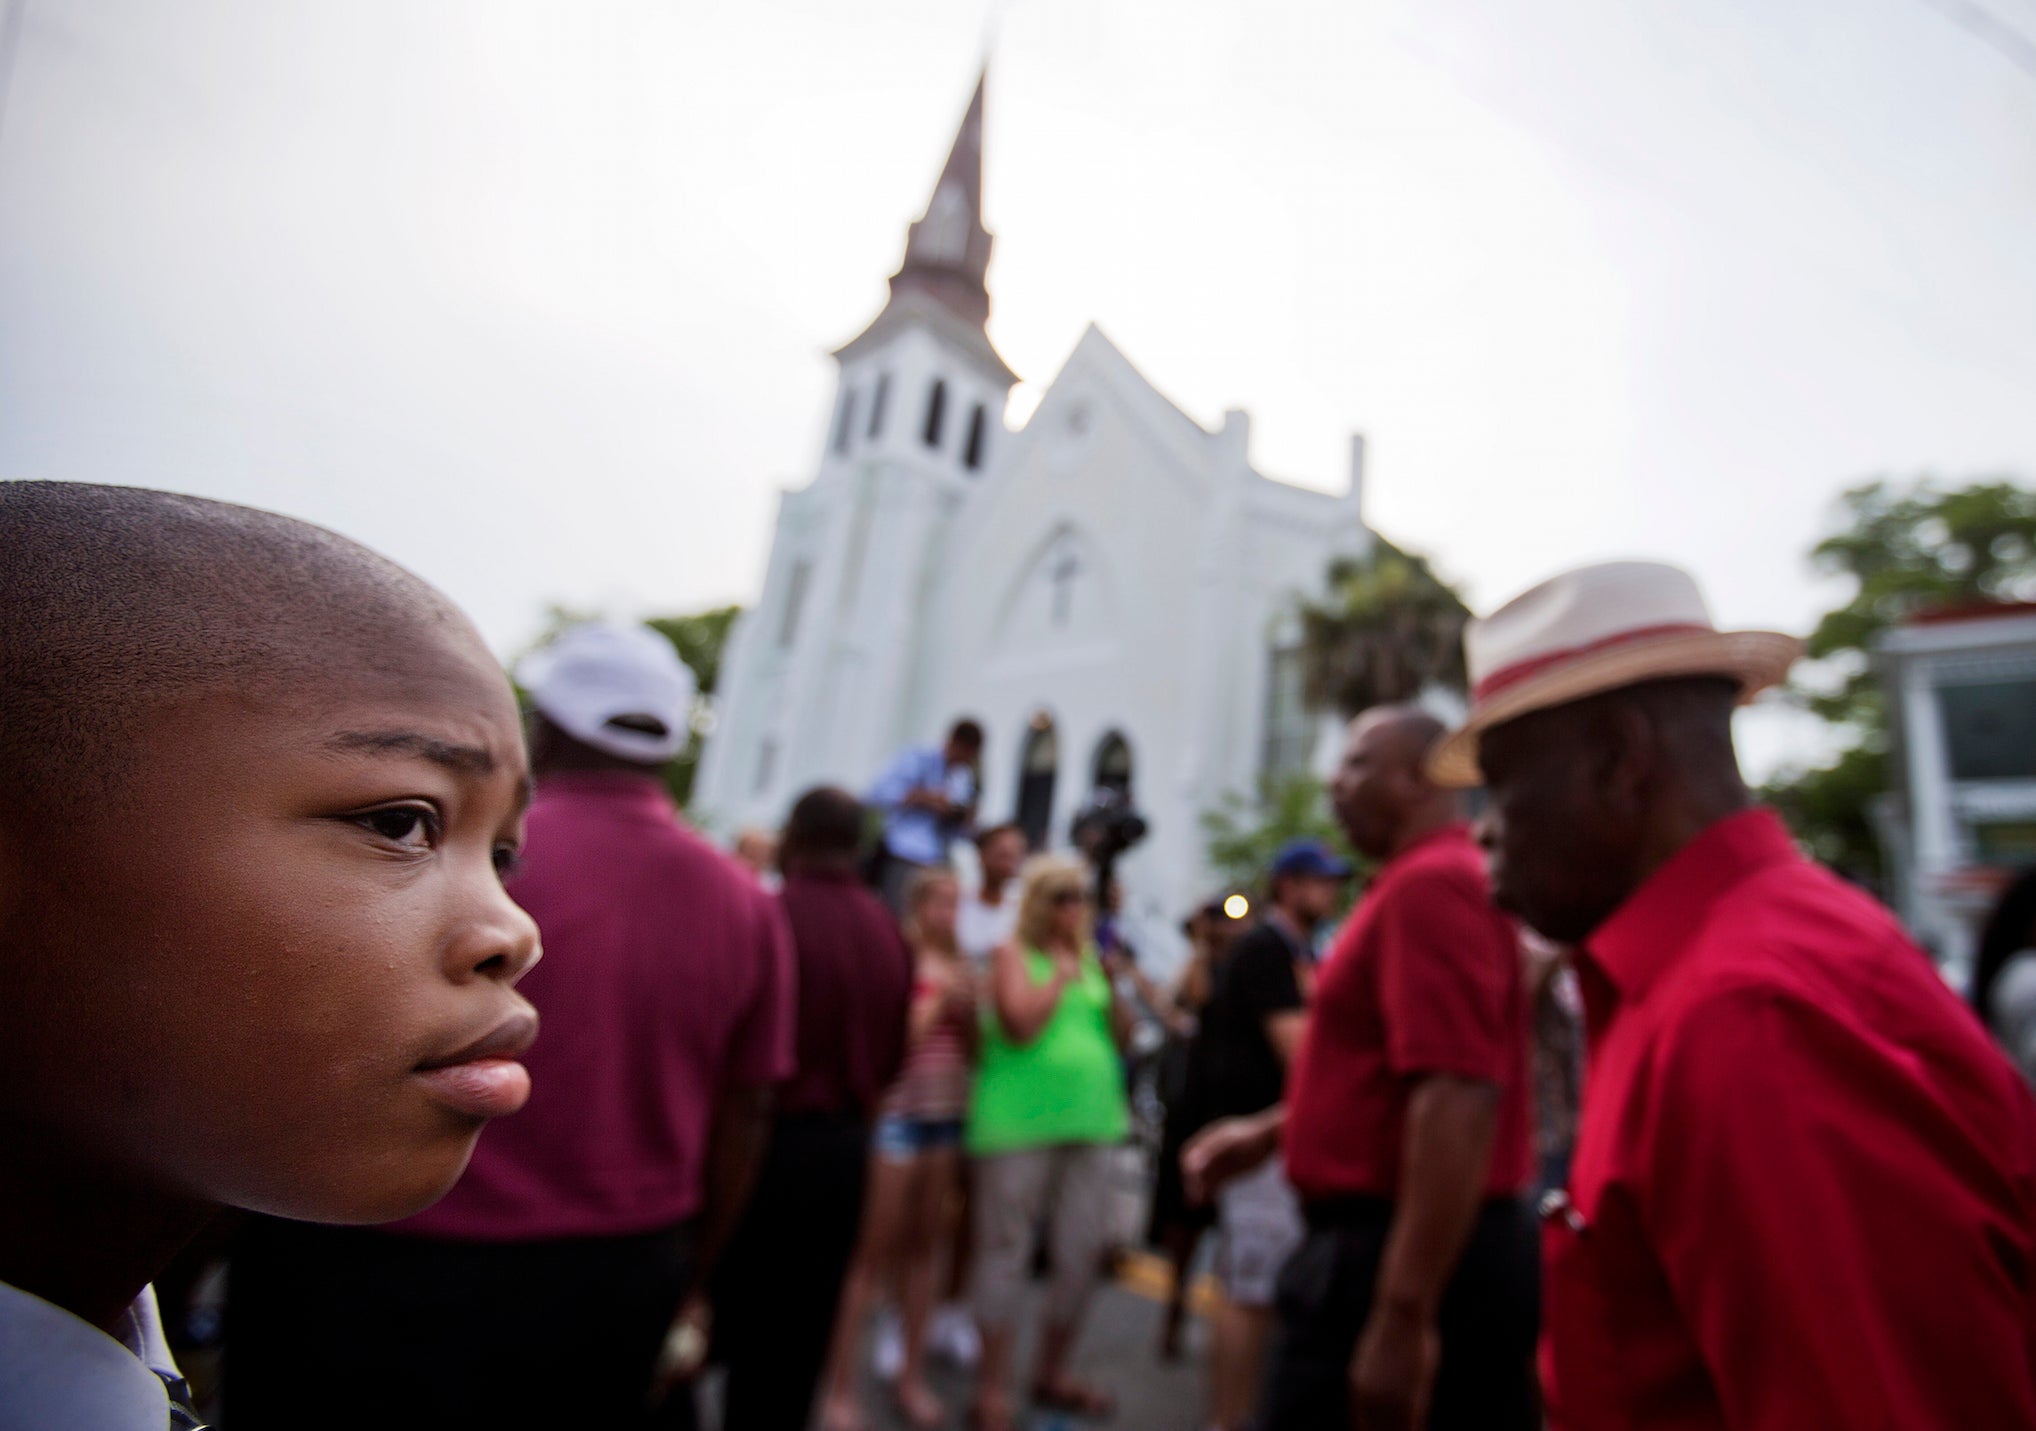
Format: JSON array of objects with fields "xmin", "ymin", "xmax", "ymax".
[{"xmin": 4, "ymin": 0, "xmax": 2034, "ymax": 775}]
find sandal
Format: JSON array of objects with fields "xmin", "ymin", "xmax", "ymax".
[
  {"xmin": 894, "ymin": 1380, "xmax": 946, "ymax": 1431},
  {"xmin": 1030, "ymin": 1379, "xmax": 1117, "ymax": 1420}
]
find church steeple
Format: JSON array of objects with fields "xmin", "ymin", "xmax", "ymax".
[
  {"xmin": 889, "ymin": 68, "xmax": 994, "ymax": 329},
  {"xmin": 831, "ymin": 66, "xmax": 1015, "ymax": 389}
]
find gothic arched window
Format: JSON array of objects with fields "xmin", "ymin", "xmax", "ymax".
[
  {"xmin": 1092, "ymin": 731, "xmax": 1133, "ymax": 798},
  {"xmin": 1015, "ymin": 713, "xmax": 1059, "ymax": 851},
  {"xmin": 923, "ymin": 379, "xmax": 948, "ymax": 449}
]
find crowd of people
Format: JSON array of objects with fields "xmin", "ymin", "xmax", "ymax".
[{"xmin": 8, "ymin": 481, "xmax": 2036, "ymax": 1431}]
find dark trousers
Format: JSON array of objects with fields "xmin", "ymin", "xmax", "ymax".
[
  {"xmin": 223, "ymin": 1216, "xmax": 696, "ymax": 1430},
  {"xmin": 712, "ymin": 1111, "xmax": 872, "ymax": 1431},
  {"xmin": 1255, "ymin": 1197, "xmax": 1540, "ymax": 1431}
]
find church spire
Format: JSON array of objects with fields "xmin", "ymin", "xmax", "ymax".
[{"xmin": 889, "ymin": 67, "xmax": 993, "ymax": 329}]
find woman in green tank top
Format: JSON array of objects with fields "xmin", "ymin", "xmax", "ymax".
[{"xmin": 966, "ymin": 857, "xmax": 1131, "ymax": 1430}]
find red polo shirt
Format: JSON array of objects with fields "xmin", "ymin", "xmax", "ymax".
[
  {"xmin": 1284, "ymin": 823, "xmax": 1532, "ymax": 1203},
  {"xmin": 775, "ymin": 869, "xmax": 915, "ymax": 1120},
  {"xmin": 1544, "ymin": 807, "xmax": 2036, "ymax": 1430},
  {"xmin": 400, "ymin": 773, "xmax": 797, "ymax": 1242}
]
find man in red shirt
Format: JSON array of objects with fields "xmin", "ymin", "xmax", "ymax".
[
  {"xmin": 1187, "ymin": 705, "xmax": 1539, "ymax": 1431},
  {"xmin": 711, "ymin": 785, "xmax": 915, "ymax": 1431},
  {"xmin": 226, "ymin": 622, "xmax": 797, "ymax": 1427},
  {"xmin": 1430, "ymin": 560, "xmax": 2036, "ymax": 1430}
]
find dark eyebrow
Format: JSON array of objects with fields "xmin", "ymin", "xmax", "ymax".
[{"xmin": 327, "ymin": 730, "xmax": 498, "ymax": 776}]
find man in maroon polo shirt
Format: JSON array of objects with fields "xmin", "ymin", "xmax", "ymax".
[
  {"xmin": 711, "ymin": 785, "xmax": 914, "ymax": 1431},
  {"xmin": 1186, "ymin": 705, "xmax": 1539, "ymax": 1431},
  {"xmin": 1431, "ymin": 560, "xmax": 2036, "ymax": 1430},
  {"xmin": 225, "ymin": 622, "xmax": 796, "ymax": 1428}
]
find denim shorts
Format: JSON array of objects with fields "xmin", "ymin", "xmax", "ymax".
[{"xmin": 873, "ymin": 1114, "xmax": 966, "ymax": 1161}]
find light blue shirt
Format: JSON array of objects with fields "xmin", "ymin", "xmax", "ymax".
[
  {"xmin": 0, "ymin": 1280, "xmax": 182, "ymax": 1430},
  {"xmin": 869, "ymin": 746, "xmax": 975, "ymax": 865}
]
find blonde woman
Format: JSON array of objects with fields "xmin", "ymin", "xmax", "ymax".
[
  {"xmin": 820, "ymin": 868, "xmax": 979, "ymax": 1431},
  {"xmin": 967, "ymin": 856, "xmax": 1134, "ymax": 1431}
]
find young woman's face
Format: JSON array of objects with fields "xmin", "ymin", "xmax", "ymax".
[
  {"xmin": 916, "ymin": 878, "xmax": 960, "ymax": 944},
  {"xmin": 5, "ymin": 617, "xmax": 541, "ymax": 1225}
]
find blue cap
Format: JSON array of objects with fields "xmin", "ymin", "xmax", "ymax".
[{"xmin": 1269, "ymin": 837, "xmax": 1354, "ymax": 881}]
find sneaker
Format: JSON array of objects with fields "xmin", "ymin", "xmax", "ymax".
[
  {"xmin": 871, "ymin": 1308, "xmax": 905, "ymax": 1382},
  {"xmin": 930, "ymin": 1304, "xmax": 981, "ymax": 1368}
]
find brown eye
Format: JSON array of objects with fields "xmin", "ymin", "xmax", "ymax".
[
  {"xmin": 493, "ymin": 844, "xmax": 523, "ymax": 879},
  {"xmin": 359, "ymin": 806, "xmax": 437, "ymax": 847}
]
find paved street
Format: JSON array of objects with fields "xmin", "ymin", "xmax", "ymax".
[{"xmin": 821, "ymin": 1251, "xmax": 1212, "ymax": 1431}]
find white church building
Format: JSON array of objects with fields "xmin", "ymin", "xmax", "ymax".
[{"xmin": 694, "ymin": 73, "xmax": 1373, "ymax": 963}]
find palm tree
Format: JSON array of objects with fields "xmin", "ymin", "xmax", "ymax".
[{"xmin": 1298, "ymin": 540, "xmax": 1470, "ymax": 716}]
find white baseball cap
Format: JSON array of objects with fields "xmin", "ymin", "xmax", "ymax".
[{"xmin": 515, "ymin": 622, "xmax": 696, "ymax": 764}]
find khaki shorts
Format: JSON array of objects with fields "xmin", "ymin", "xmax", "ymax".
[
  {"xmin": 1215, "ymin": 1153, "xmax": 1304, "ymax": 1308},
  {"xmin": 972, "ymin": 1143, "xmax": 1116, "ymax": 1330}
]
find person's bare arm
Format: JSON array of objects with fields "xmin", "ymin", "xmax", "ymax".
[
  {"xmin": 1349, "ymin": 1075, "xmax": 1498, "ymax": 1431},
  {"xmin": 990, "ymin": 941, "xmax": 1072, "ymax": 1044},
  {"xmin": 1264, "ymin": 1009, "xmax": 1307, "ymax": 1066},
  {"xmin": 1175, "ymin": 947, "xmax": 1214, "ymax": 1015},
  {"xmin": 1181, "ymin": 1104, "xmax": 1286, "ymax": 1204},
  {"xmin": 650, "ymin": 1082, "xmax": 776, "ymax": 1395},
  {"xmin": 693, "ymin": 1083, "xmax": 775, "ymax": 1286}
]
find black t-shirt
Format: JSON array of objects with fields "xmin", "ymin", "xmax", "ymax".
[{"xmin": 1195, "ymin": 921, "xmax": 1308, "ymax": 1122}]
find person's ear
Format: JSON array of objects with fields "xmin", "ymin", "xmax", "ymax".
[
  {"xmin": 1397, "ymin": 755, "xmax": 1434, "ymax": 813},
  {"xmin": 1599, "ymin": 701, "xmax": 1660, "ymax": 823}
]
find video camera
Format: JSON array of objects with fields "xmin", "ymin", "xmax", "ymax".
[{"xmin": 1069, "ymin": 788, "xmax": 1150, "ymax": 949}]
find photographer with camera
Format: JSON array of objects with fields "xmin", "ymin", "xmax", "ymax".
[
  {"xmin": 867, "ymin": 720, "xmax": 983, "ymax": 913},
  {"xmin": 1069, "ymin": 787, "xmax": 1148, "ymax": 955}
]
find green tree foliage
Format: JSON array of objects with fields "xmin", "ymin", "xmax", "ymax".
[
  {"xmin": 645, "ymin": 606, "xmax": 742, "ymax": 809},
  {"xmin": 1201, "ymin": 774, "xmax": 1366, "ymax": 904},
  {"xmin": 1763, "ymin": 478, "xmax": 2036, "ymax": 884},
  {"xmin": 646, "ymin": 607, "xmax": 741, "ymax": 705},
  {"xmin": 1800, "ymin": 479, "xmax": 2036, "ymax": 723},
  {"xmin": 1299, "ymin": 540, "xmax": 1471, "ymax": 716},
  {"xmin": 520, "ymin": 602, "xmax": 745, "ymax": 811},
  {"xmin": 1200, "ymin": 544, "xmax": 1468, "ymax": 903}
]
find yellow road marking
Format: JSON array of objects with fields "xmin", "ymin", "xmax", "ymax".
[{"xmin": 1113, "ymin": 1249, "xmax": 1222, "ymax": 1317}]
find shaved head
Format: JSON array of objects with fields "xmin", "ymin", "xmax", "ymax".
[
  {"xmin": 1331, "ymin": 703, "xmax": 1455, "ymax": 860},
  {"xmin": 0, "ymin": 481, "xmax": 541, "ymax": 1299},
  {"xmin": 1, "ymin": 481, "xmax": 470, "ymax": 817},
  {"xmin": 1352, "ymin": 705, "xmax": 1448, "ymax": 772}
]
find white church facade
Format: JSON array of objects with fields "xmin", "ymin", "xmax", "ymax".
[{"xmin": 694, "ymin": 73, "xmax": 1373, "ymax": 963}]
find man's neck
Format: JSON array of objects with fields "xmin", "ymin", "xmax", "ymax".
[
  {"xmin": 1385, "ymin": 800, "xmax": 1459, "ymax": 862},
  {"xmin": 979, "ymin": 876, "xmax": 1008, "ymax": 906},
  {"xmin": 0, "ymin": 1127, "xmax": 213, "ymax": 1335},
  {"xmin": 1629, "ymin": 784, "xmax": 1754, "ymax": 899},
  {"xmin": 789, "ymin": 854, "xmax": 861, "ymax": 880}
]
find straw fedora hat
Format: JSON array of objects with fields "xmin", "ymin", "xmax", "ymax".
[{"xmin": 1427, "ymin": 561, "xmax": 1802, "ymax": 789}]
